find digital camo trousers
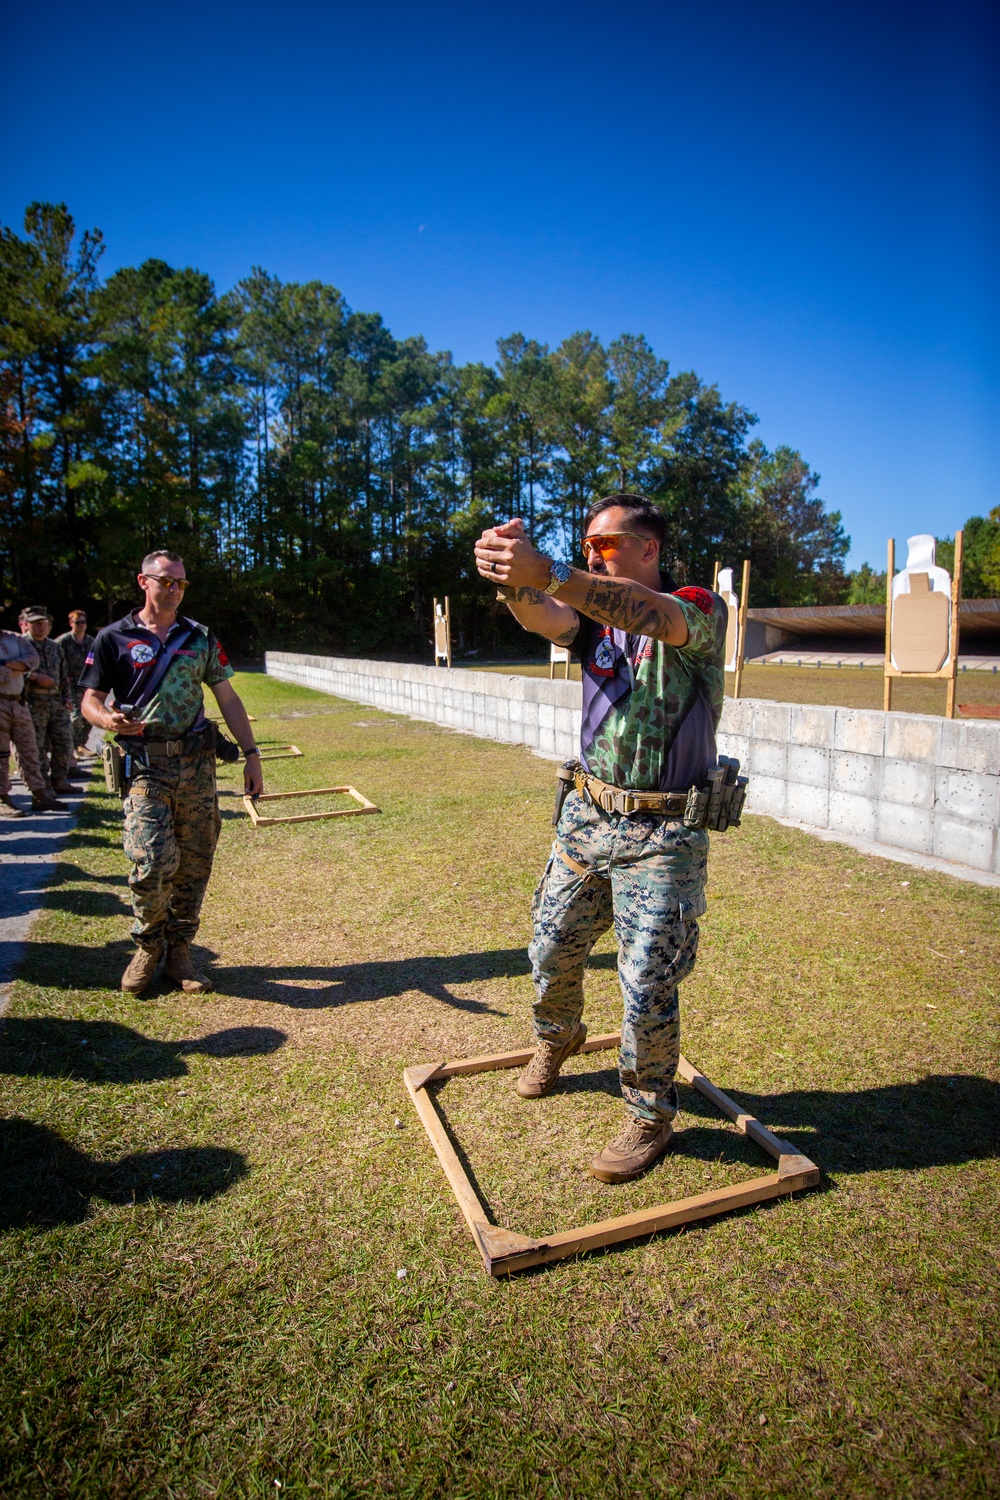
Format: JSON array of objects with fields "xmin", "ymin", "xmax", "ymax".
[
  {"xmin": 122, "ymin": 743, "xmax": 222, "ymax": 951},
  {"xmin": 529, "ymin": 789, "xmax": 709, "ymax": 1124},
  {"xmin": 27, "ymin": 695, "xmax": 73, "ymax": 786},
  {"xmin": 0, "ymin": 696, "xmax": 46, "ymax": 795},
  {"xmin": 70, "ymin": 690, "xmax": 89, "ymax": 749}
]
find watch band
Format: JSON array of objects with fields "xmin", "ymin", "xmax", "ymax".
[{"xmin": 543, "ymin": 559, "xmax": 572, "ymax": 596}]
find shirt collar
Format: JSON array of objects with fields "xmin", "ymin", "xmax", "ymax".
[{"xmin": 121, "ymin": 611, "xmax": 189, "ymax": 637}]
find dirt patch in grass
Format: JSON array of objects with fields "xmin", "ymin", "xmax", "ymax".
[{"xmin": 1, "ymin": 671, "xmax": 998, "ymax": 1497}]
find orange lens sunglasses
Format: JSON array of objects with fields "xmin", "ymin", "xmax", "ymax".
[{"xmin": 581, "ymin": 531, "xmax": 647, "ymax": 560}]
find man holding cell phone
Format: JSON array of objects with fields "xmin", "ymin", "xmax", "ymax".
[{"xmin": 80, "ymin": 550, "xmax": 264, "ymax": 996}]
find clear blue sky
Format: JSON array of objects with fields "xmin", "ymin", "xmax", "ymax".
[{"xmin": 4, "ymin": 0, "xmax": 997, "ymax": 569}]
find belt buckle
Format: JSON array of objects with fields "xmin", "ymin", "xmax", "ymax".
[{"xmin": 621, "ymin": 792, "xmax": 637, "ymax": 815}]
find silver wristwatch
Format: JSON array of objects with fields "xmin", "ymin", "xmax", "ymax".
[{"xmin": 543, "ymin": 559, "xmax": 572, "ymax": 595}]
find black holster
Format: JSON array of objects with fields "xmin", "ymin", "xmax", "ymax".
[{"xmin": 552, "ymin": 759, "xmax": 581, "ymax": 827}]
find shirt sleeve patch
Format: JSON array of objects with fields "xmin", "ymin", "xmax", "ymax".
[
  {"xmin": 217, "ymin": 643, "xmax": 230, "ymax": 667},
  {"xmin": 674, "ymin": 586, "xmax": 715, "ymax": 616}
]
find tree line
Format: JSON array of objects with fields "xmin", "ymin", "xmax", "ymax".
[{"xmin": 5, "ymin": 200, "xmax": 990, "ymax": 659}]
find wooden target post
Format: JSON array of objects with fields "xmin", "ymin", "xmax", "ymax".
[
  {"xmin": 549, "ymin": 642, "xmax": 571, "ymax": 679},
  {"xmin": 883, "ymin": 531, "xmax": 963, "ymax": 717},
  {"xmin": 714, "ymin": 560, "xmax": 751, "ymax": 698},
  {"xmin": 433, "ymin": 597, "xmax": 452, "ymax": 669},
  {"xmin": 405, "ymin": 1033, "xmax": 819, "ymax": 1277}
]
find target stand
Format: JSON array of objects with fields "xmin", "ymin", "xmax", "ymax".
[
  {"xmin": 405, "ymin": 1033, "xmax": 820, "ymax": 1278},
  {"xmin": 243, "ymin": 785, "xmax": 380, "ymax": 827}
]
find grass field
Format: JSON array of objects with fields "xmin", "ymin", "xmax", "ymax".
[
  {"xmin": 472, "ymin": 661, "xmax": 1000, "ymax": 718},
  {"xmin": 2, "ymin": 671, "xmax": 998, "ymax": 1498}
]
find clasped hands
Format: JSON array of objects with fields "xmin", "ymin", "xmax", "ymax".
[{"xmin": 474, "ymin": 519, "xmax": 553, "ymax": 591}]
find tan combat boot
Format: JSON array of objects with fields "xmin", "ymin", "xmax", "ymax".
[
  {"xmin": 165, "ymin": 941, "xmax": 214, "ymax": 993},
  {"xmin": 515, "ymin": 1021, "xmax": 587, "ymax": 1098},
  {"xmin": 0, "ymin": 794, "xmax": 25, "ymax": 818},
  {"xmin": 590, "ymin": 1116, "xmax": 674, "ymax": 1183},
  {"xmin": 121, "ymin": 946, "xmax": 163, "ymax": 994}
]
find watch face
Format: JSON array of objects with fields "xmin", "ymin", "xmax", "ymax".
[{"xmin": 551, "ymin": 561, "xmax": 571, "ymax": 584}]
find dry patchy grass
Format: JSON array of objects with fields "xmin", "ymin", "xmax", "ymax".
[{"xmin": 1, "ymin": 671, "xmax": 998, "ymax": 1498}]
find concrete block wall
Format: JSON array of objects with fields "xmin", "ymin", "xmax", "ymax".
[
  {"xmin": 265, "ymin": 652, "xmax": 1000, "ymax": 875},
  {"xmin": 715, "ymin": 697, "xmax": 1000, "ymax": 874}
]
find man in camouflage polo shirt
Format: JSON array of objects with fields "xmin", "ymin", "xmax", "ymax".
[
  {"xmin": 55, "ymin": 609, "xmax": 95, "ymax": 753},
  {"xmin": 19, "ymin": 606, "xmax": 76, "ymax": 794},
  {"xmin": 475, "ymin": 494, "xmax": 726, "ymax": 1184},
  {"xmin": 80, "ymin": 549, "xmax": 263, "ymax": 996}
]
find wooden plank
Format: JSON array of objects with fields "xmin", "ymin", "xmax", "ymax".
[
  {"xmin": 732, "ymin": 558, "xmax": 751, "ymax": 700},
  {"xmin": 884, "ymin": 537, "xmax": 894, "ymax": 712},
  {"xmin": 485, "ymin": 1172, "xmax": 799, "ymax": 1276},
  {"xmin": 247, "ymin": 784, "xmax": 376, "ymax": 805},
  {"xmin": 403, "ymin": 1068, "xmax": 489, "ymax": 1238},
  {"xmin": 405, "ymin": 1062, "xmax": 445, "ymax": 1091},
  {"xmin": 676, "ymin": 1055, "xmax": 795, "ymax": 1159},
  {"xmin": 434, "ymin": 1031, "xmax": 621, "ymax": 1079},
  {"xmin": 946, "ymin": 530, "xmax": 963, "ymax": 720}
]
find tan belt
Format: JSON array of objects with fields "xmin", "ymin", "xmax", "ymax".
[{"xmin": 572, "ymin": 768, "xmax": 688, "ymax": 818}]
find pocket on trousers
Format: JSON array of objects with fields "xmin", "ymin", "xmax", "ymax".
[{"xmin": 123, "ymin": 791, "xmax": 172, "ymax": 869}]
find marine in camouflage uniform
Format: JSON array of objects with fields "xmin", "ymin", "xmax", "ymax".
[
  {"xmin": 529, "ymin": 591, "xmax": 724, "ymax": 1124},
  {"xmin": 19, "ymin": 607, "xmax": 75, "ymax": 792},
  {"xmin": 55, "ymin": 615, "xmax": 95, "ymax": 750},
  {"xmin": 475, "ymin": 496, "xmax": 727, "ymax": 1183},
  {"xmin": 0, "ymin": 629, "xmax": 65, "ymax": 815},
  {"xmin": 79, "ymin": 573, "xmax": 258, "ymax": 995}
]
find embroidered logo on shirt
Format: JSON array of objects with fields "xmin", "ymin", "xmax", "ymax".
[
  {"xmin": 129, "ymin": 642, "xmax": 155, "ymax": 665},
  {"xmin": 675, "ymin": 586, "xmax": 715, "ymax": 616},
  {"xmin": 590, "ymin": 629, "xmax": 617, "ymax": 678},
  {"xmin": 84, "ymin": 652, "xmax": 94, "ymax": 665},
  {"xmin": 217, "ymin": 643, "xmax": 230, "ymax": 666}
]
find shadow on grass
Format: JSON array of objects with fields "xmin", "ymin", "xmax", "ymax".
[
  {"xmin": 211, "ymin": 948, "xmax": 547, "ymax": 1014},
  {"xmin": 1, "ymin": 1018, "xmax": 286, "ymax": 1084},
  {"xmin": 678, "ymin": 1074, "xmax": 1000, "ymax": 1175},
  {"xmin": 0, "ymin": 1118, "xmax": 248, "ymax": 1230}
]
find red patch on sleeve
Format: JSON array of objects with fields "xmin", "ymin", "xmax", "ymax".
[
  {"xmin": 674, "ymin": 586, "xmax": 715, "ymax": 616},
  {"xmin": 217, "ymin": 644, "xmax": 230, "ymax": 666}
]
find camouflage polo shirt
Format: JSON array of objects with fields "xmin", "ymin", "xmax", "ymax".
[
  {"xmin": 577, "ymin": 585, "xmax": 727, "ymax": 791},
  {"xmin": 79, "ymin": 613, "xmax": 233, "ymax": 735}
]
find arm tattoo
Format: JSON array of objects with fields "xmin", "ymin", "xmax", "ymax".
[
  {"xmin": 582, "ymin": 578, "xmax": 671, "ymax": 639},
  {"xmin": 553, "ymin": 623, "xmax": 580, "ymax": 648},
  {"xmin": 495, "ymin": 584, "xmax": 546, "ymax": 604}
]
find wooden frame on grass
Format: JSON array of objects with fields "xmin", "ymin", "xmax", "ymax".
[
  {"xmin": 405, "ymin": 1032, "xmax": 820, "ymax": 1277},
  {"xmin": 243, "ymin": 785, "xmax": 380, "ymax": 827},
  {"xmin": 219, "ymin": 745, "xmax": 303, "ymax": 775}
]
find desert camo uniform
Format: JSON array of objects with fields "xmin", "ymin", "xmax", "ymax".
[
  {"xmin": 0, "ymin": 631, "xmax": 48, "ymax": 800},
  {"xmin": 25, "ymin": 635, "xmax": 75, "ymax": 789},
  {"xmin": 78, "ymin": 614, "xmax": 233, "ymax": 955},
  {"xmin": 55, "ymin": 628, "xmax": 95, "ymax": 749},
  {"xmin": 530, "ymin": 583, "xmax": 727, "ymax": 1123}
]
